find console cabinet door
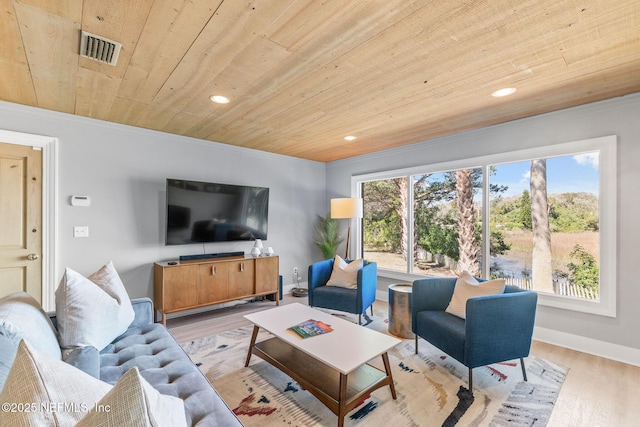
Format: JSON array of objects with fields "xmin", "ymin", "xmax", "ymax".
[
  {"xmin": 197, "ymin": 262, "xmax": 229, "ymax": 304},
  {"xmin": 228, "ymin": 260, "xmax": 254, "ymax": 298},
  {"xmin": 255, "ymin": 256, "xmax": 278, "ymax": 293},
  {"xmin": 163, "ymin": 265, "xmax": 197, "ymax": 311}
]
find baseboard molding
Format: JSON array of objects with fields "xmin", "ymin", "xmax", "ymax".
[
  {"xmin": 283, "ymin": 283, "xmax": 300, "ymax": 294},
  {"xmin": 376, "ymin": 290, "xmax": 389, "ymax": 302},
  {"xmin": 533, "ymin": 326, "xmax": 640, "ymax": 367}
]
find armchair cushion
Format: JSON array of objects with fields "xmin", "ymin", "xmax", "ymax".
[
  {"xmin": 415, "ymin": 311, "xmax": 466, "ymax": 361},
  {"xmin": 445, "ymin": 271, "xmax": 505, "ymax": 319},
  {"xmin": 326, "ymin": 255, "xmax": 363, "ymax": 288}
]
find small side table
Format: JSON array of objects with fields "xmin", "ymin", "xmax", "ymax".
[{"xmin": 388, "ymin": 283, "xmax": 414, "ymax": 339}]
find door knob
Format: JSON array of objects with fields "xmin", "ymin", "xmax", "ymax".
[{"xmin": 27, "ymin": 253, "xmax": 39, "ymax": 261}]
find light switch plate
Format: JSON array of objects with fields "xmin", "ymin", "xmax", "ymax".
[{"xmin": 74, "ymin": 226, "xmax": 89, "ymax": 238}]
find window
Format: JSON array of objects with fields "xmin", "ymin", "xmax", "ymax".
[
  {"xmin": 489, "ymin": 154, "xmax": 600, "ymax": 300},
  {"xmin": 354, "ymin": 136, "xmax": 616, "ymax": 316},
  {"xmin": 362, "ymin": 177, "xmax": 406, "ymax": 272},
  {"xmin": 361, "ymin": 168, "xmax": 484, "ymax": 277},
  {"xmin": 413, "ymin": 169, "xmax": 483, "ymax": 277}
]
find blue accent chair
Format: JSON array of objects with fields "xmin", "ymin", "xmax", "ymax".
[
  {"xmin": 308, "ymin": 259, "xmax": 377, "ymax": 325},
  {"xmin": 411, "ymin": 277, "xmax": 537, "ymax": 393}
]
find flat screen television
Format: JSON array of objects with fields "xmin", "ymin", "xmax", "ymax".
[{"xmin": 165, "ymin": 179, "xmax": 269, "ymax": 245}]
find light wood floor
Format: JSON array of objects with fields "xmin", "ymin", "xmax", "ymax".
[{"xmin": 168, "ymin": 296, "xmax": 640, "ymax": 427}]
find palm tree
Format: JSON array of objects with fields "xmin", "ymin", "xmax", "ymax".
[
  {"xmin": 456, "ymin": 169, "xmax": 479, "ymax": 275},
  {"xmin": 396, "ymin": 177, "xmax": 409, "ymax": 261},
  {"xmin": 530, "ymin": 159, "xmax": 553, "ymax": 292}
]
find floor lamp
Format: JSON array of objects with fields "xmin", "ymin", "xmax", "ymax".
[{"xmin": 330, "ymin": 198, "xmax": 363, "ymax": 260}]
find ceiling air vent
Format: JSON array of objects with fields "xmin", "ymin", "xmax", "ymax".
[{"xmin": 79, "ymin": 31, "xmax": 121, "ymax": 66}]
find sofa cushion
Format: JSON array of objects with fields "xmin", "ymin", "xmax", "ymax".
[
  {"xmin": 326, "ymin": 255, "xmax": 363, "ymax": 288},
  {"xmin": 445, "ymin": 271, "xmax": 505, "ymax": 319},
  {"xmin": 100, "ymin": 322, "xmax": 240, "ymax": 426},
  {"xmin": 56, "ymin": 261, "xmax": 135, "ymax": 351},
  {"xmin": 63, "ymin": 345, "xmax": 101, "ymax": 379},
  {"xmin": 0, "ymin": 292, "xmax": 61, "ymax": 391},
  {"xmin": 77, "ymin": 366, "xmax": 187, "ymax": 427},
  {"xmin": 0, "ymin": 340, "xmax": 111, "ymax": 426}
]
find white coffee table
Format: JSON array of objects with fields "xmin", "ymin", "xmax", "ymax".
[{"xmin": 244, "ymin": 303, "xmax": 401, "ymax": 426}]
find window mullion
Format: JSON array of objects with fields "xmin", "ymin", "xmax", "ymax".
[
  {"xmin": 407, "ymin": 174, "xmax": 415, "ymax": 274},
  {"xmin": 482, "ymin": 164, "xmax": 490, "ymax": 278}
]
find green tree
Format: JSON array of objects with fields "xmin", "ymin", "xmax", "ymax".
[
  {"xmin": 363, "ymin": 179, "xmax": 402, "ymax": 252},
  {"xmin": 415, "ymin": 206, "xmax": 458, "ymax": 260},
  {"xmin": 490, "ymin": 230, "xmax": 511, "ymax": 256},
  {"xmin": 567, "ymin": 244, "xmax": 599, "ymax": 291},
  {"xmin": 519, "ymin": 190, "xmax": 532, "ymax": 229}
]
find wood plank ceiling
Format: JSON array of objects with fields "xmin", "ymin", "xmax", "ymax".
[{"xmin": 1, "ymin": 0, "xmax": 639, "ymax": 162}]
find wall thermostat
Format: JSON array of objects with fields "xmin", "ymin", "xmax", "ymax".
[{"xmin": 70, "ymin": 195, "xmax": 91, "ymax": 207}]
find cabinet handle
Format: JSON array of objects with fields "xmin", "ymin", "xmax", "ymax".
[
  {"xmin": 240, "ymin": 262, "xmax": 244, "ymax": 272},
  {"xmin": 211, "ymin": 266, "xmax": 216, "ymax": 276}
]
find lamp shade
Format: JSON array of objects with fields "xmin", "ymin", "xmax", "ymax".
[{"xmin": 330, "ymin": 198, "xmax": 363, "ymax": 219}]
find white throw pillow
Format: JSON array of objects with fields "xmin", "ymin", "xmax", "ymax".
[
  {"xmin": 0, "ymin": 340, "xmax": 112, "ymax": 426},
  {"xmin": 76, "ymin": 367, "xmax": 187, "ymax": 427},
  {"xmin": 326, "ymin": 255, "xmax": 364, "ymax": 289},
  {"xmin": 445, "ymin": 271, "xmax": 506, "ymax": 319},
  {"xmin": 56, "ymin": 261, "xmax": 135, "ymax": 351}
]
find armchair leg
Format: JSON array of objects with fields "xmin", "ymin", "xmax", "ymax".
[
  {"xmin": 370, "ymin": 304, "xmax": 373, "ymax": 316},
  {"xmin": 468, "ymin": 368, "xmax": 473, "ymax": 394},
  {"xmin": 414, "ymin": 335, "xmax": 418, "ymax": 354},
  {"xmin": 520, "ymin": 358, "xmax": 528, "ymax": 382},
  {"xmin": 358, "ymin": 314, "xmax": 361, "ymax": 325}
]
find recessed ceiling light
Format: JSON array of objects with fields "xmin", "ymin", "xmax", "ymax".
[
  {"xmin": 344, "ymin": 135, "xmax": 357, "ymax": 141},
  {"xmin": 491, "ymin": 87, "xmax": 517, "ymax": 98},
  {"xmin": 210, "ymin": 95, "xmax": 230, "ymax": 104}
]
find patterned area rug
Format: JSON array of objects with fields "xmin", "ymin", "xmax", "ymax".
[{"xmin": 180, "ymin": 307, "xmax": 567, "ymax": 427}]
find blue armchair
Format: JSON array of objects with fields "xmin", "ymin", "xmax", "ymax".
[
  {"xmin": 307, "ymin": 259, "xmax": 377, "ymax": 325},
  {"xmin": 411, "ymin": 277, "xmax": 537, "ymax": 393}
]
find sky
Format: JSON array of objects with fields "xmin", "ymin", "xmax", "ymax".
[{"xmin": 490, "ymin": 152, "xmax": 600, "ymax": 197}]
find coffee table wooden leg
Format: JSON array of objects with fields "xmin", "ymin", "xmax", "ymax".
[
  {"xmin": 244, "ymin": 325, "xmax": 260, "ymax": 367},
  {"xmin": 337, "ymin": 373, "xmax": 347, "ymax": 427},
  {"xmin": 382, "ymin": 352, "xmax": 397, "ymax": 399}
]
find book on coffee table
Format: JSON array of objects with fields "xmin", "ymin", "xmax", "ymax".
[{"xmin": 288, "ymin": 319, "xmax": 333, "ymax": 339}]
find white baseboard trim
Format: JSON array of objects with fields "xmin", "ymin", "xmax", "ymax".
[
  {"xmin": 283, "ymin": 283, "xmax": 302, "ymax": 294},
  {"xmin": 533, "ymin": 326, "xmax": 640, "ymax": 367},
  {"xmin": 376, "ymin": 290, "xmax": 389, "ymax": 302}
]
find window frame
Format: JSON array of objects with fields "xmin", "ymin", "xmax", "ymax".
[{"xmin": 352, "ymin": 135, "xmax": 617, "ymax": 317}]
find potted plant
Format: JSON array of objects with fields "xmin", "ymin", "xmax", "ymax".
[{"xmin": 314, "ymin": 214, "xmax": 344, "ymax": 259}]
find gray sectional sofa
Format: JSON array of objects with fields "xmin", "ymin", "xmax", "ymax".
[{"xmin": 0, "ymin": 292, "xmax": 242, "ymax": 426}]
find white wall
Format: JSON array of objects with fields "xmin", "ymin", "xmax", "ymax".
[
  {"xmin": 327, "ymin": 93, "xmax": 640, "ymax": 356},
  {"xmin": 0, "ymin": 101, "xmax": 326, "ymax": 302}
]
